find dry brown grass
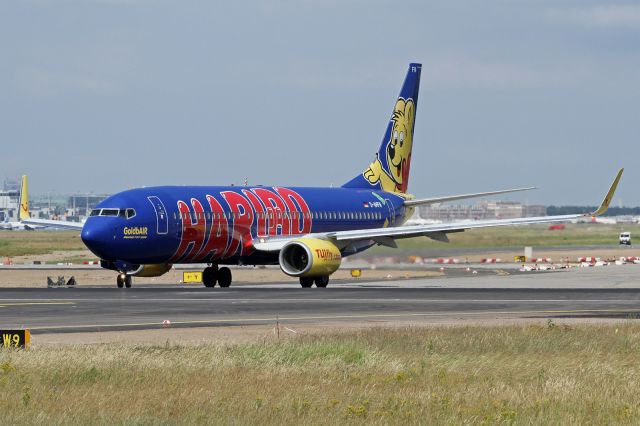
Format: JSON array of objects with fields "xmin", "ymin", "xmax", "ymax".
[{"xmin": 2, "ymin": 324, "xmax": 640, "ymax": 424}]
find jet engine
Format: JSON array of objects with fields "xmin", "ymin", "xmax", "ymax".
[
  {"xmin": 279, "ymin": 238, "xmax": 342, "ymax": 277},
  {"xmin": 131, "ymin": 263, "xmax": 173, "ymax": 277}
]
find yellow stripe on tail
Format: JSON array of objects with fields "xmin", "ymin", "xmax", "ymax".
[{"xmin": 19, "ymin": 175, "xmax": 29, "ymax": 221}]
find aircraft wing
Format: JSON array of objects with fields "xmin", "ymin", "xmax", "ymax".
[
  {"xmin": 254, "ymin": 168, "xmax": 623, "ymax": 252},
  {"xmin": 21, "ymin": 218, "xmax": 84, "ymax": 230},
  {"xmin": 403, "ymin": 187, "xmax": 536, "ymax": 207}
]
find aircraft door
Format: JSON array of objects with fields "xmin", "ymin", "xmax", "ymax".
[{"xmin": 147, "ymin": 196, "xmax": 169, "ymax": 235}]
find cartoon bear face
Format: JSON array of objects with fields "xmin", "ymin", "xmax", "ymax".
[{"xmin": 386, "ymin": 98, "xmax": 414, "ymax": 193}]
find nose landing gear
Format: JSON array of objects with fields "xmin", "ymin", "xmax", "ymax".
[
  {"xmin": 202, "ymin": 265, "xmax": 233, "ymax": 288},
  {"xmin": 116, "ymin": 273, "xmax": 132, "ymax": 288}
]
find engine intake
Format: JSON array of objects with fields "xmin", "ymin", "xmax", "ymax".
[{"xmin": 279, "ymin": 238, "xmax": 342, "ymax": 277}]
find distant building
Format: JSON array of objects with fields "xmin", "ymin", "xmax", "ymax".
[
  {"xmin": 3, "ymin": 177, "xmax": 19, "ymax": 192},
  {"xmin": 418, "ymin": 200, "xmax": 547, "ymax": 221},
  {"xmin": 67, "ymin": 194, "xmax": 111, "ymax": 217},
  {"xmin": 0, "ymin": 189, "xmax": 19, "ymax": 220}
]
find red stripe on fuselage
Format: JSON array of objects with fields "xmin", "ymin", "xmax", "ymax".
[
  {"xmin": 274, "ymin": 186, "xmax": 312, "ymax": 234},
  {"xmin": 220, "ymin": 191, "xmax": 255, "ymax": 258},
  {"xmin": 242, "ymin": 189, "xmax": 267, "ymax": 238},
  {"xmin": 252, "ymin": 188, "xmax": 290, "ymax": 236},
  {"xmin": 169, "ymin": 187, "xmax": 312, "ymax": 263},
  {"xmin": 170, "ymin": 199, "xmax": 205, "ymax": 262},
  {"xmin": 193, "ymin": 195, "xmax": 229, "ymax": 262}
]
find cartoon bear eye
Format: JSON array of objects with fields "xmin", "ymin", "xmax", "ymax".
[
  {"xmin": 393, "ymin": 131, "xmax": 398, "ymax": 144},
  {"xmin": 399, "ymin": 132, "xmax": 404, "ymax": 147}
]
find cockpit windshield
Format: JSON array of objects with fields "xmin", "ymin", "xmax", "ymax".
[{"xmin": 89, "ymin": 208, "xmax": 136, "ymax": 219}]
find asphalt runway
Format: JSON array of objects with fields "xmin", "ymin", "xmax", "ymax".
[{"xmin": 1, "ymin": 266, "xmax": 640, "ymax": 333}]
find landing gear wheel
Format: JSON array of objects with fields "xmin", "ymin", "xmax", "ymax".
[
  {"xmin": 314, "ymin": 275, "xmax": 329, "ymax": 288},
  {"xmin": 217, "ymin": 267, "xmax": 232, "ymax": 288},
  {"xmin": 117, "ymin": 273, "xmax": 126, "ymax": 288},
  {"xmin": 299, "ymin": 277, "xmax": 314, "ymax": 288},
  {"xmin": 124, "ymin": 275, "xmax": 132, "ymax": 288},
  {"xmin": 202, "ymin": 266, "xmax": 218, "ymax": 288}
]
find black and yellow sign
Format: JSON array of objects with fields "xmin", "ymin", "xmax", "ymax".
[
  {"xmin": 1, "ymin": 330, "xmax": 30, "ymax": 348},
  {"xmin": 514, "ymin": 255, "xmax": 527, "ymax": 263},
  {"xmin": 183, "ymin": 272, "xmax": 203, "ymax": 283}
]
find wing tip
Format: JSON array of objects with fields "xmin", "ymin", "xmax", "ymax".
[{"xmin": 590, "ymin": 168, "xmax": 624, "ymax": 217}]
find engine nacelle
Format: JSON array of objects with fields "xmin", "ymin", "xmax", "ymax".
[
  {"xmin": 131, "ymin": 263, "xmax": 173, "ymax": 277},
  {"xmin": 279, "ymin": 238, "xmax": 342, "ymax": 277}
]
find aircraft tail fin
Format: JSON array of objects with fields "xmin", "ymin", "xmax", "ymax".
[
  {"xmin": 342, "ymin": 63, "xmax": 421, "ymax": 195},
  {"xmin": 19, "ymin": 175, "xmax": 29, "ymax": 221}
]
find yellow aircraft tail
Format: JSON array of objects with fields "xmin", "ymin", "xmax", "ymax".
[{"xmin": 19, "ymin": 175, "xmax": 29, "ymax": 221}]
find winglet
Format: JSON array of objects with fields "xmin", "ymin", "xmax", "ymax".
[
  {"xmin": 18, "ymin": 175, "xmax": 29, "ymax": 221},
  {"xmin": 591, "ymin": 168, "xmax": 623, "ymax": 217}
]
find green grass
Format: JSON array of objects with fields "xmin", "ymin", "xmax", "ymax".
[
  {"xmin": 0, "ymin": 231, "xmax": 86, "ymax": 257},
  {"xmin": 2, "ymin": 324, "xmax": 640, "ymax": 424}
]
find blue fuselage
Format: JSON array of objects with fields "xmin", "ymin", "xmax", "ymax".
[{"xmin": 80, "ymin": 186, "xmax": 407, "ymax": 270}]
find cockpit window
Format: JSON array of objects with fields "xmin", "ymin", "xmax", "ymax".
[{"xmin": 91, "ymin": 208, "xmax": 134, "ymax": 218}]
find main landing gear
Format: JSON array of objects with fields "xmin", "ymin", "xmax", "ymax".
[
  {"xmin": 202, "ymin": 265, "xmax": 232, "ymax": 288},
  {"xmin": 299, "ymin": 276, "xmax": 330, "ymax": 288},
  {"xmin": 116, "ymin": 273, "xmax": 132, "ymax": 289}
]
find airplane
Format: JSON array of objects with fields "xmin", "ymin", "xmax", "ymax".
[
  {"xmin": 0, "ymin": 182, "xmax": 43, "ymax": 230},
  {"xmin": 0, "ymin": 217, "xmax": 41, "ymax": 230},
  {"xmin": 20, "ymin": 63, "xmax": 624, "ymax": 288}
]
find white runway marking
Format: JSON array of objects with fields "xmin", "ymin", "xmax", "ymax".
[
  {"xmin": 1, "ymin": 298, "xmax": 639, "ymax": 304},
  {"xmin": 27, "ymin": 308, "xmax": 640, "ymax": 332}
]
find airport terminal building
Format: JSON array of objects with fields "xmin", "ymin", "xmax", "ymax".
[{"xmin": 418, "ymin": 201, "xmax": 547, "ymax": 221}]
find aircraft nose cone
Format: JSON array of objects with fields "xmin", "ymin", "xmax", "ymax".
[{"xmin": 81, "ymin": 221, "xmax": 113, "ymax": 259}]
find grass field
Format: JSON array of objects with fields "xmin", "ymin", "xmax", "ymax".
[
  {"xmin": 0, "ymin": 231, "xmax": 85, "ymax": 258},
  {"xmin": 2, "ymin": 324, "xmax": 640, "ymax": 424}
]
